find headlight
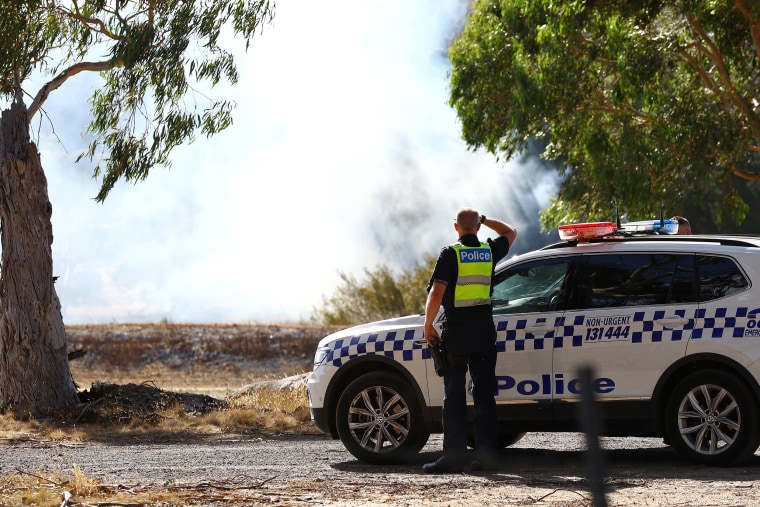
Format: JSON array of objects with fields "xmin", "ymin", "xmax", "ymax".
[{"xmin": 313, "ymin": 345, "xmax": 331, "ymax": 367}]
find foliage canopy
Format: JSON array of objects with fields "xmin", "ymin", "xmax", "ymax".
[
  {"xmin": 1, "ymin": 0, "xmax": 273, "ymax": 201},
  {"xmin": 449, "ymin": 0, "xmax": 760, "ymax": 229}
]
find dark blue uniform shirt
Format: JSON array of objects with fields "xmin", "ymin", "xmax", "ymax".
[{"xmin": 427, "ymin": 233, "xmax": 510, "ymax": 354}]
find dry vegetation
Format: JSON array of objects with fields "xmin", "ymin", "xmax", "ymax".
[
  {"xmin": 67, "ymin": 322, "xmax": 337, "ymax": 391},
  {"xmin": 1, "ymin": 322, "xmax": 342, "ymax": 506},
  {"xmin": 1, "ymin": 464, "xmax": 291, "ymax": 506},
  {"xmin": 63, "ymin": 322, "xmax": 342, "ymax": 430}
]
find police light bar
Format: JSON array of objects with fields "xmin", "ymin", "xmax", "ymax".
[
  {"xmin": 558, "ymin": 218, "xmax": 681, "ymax": 241},
  {"xmin": 557, "ymin": 222, "xmax": 616, "ymax": 241},
  {"xmin": 620, "ymin": 219, "xmax": 679, "ymax": 235}
]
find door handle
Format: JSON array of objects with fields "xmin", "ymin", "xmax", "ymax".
[
  {"xmin": 523, "ymin": 325, "xmax": 550, "ymax": 333},
  {"xmin": 655, "ymin": 317, "xmax": 689, "ymax": 328}
]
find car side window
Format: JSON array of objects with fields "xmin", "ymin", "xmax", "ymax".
[
  {"xmin": 492, "ymin": 258, "xmax": 572, "ymax": 314},
  {"xmin": 576, "ymin": 253, "xmax": 686, "ymax": 309},
  {"xmin": 698, "ymin": 255, "xmax": 749, "ymax": 302}
]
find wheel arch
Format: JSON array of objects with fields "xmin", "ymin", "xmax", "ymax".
[
  {"xmin": 651, "ymin": 353, "xmax": 760, "ymax": 434},
  {"xmin": 321, "ymin": 354, "xmax": 430, "ymax": 438}
]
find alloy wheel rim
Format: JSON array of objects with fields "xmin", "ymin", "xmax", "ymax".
[
  {"xmin": 347, "ymin": 385, "xmax": 411, "ymax": 453},
  {"xmin": 677, "ymin": 384, "xmax": 740, "ymax": 455}
]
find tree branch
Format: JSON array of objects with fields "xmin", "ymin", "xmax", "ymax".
[
  {"xmin": 734, "ymin": 0, "xmax": 760, "ymax": 64},
  {"xmin": 60, "ymin": 1, "xmax": 119, "ymax": 40},
  {"xmin": 28, "ymin": 60, "xmax": 120, "ymax": 121},
  {"xmin": 678, "ymin": 47, "xmax": 722, "ymax": 94},
  {"xmin": 727, "ymin": 159, "xmax": 760, "ymax": 180},
  {"xmin": 684, "ymin": 12, "xmax": 760, "ymax": 146}
]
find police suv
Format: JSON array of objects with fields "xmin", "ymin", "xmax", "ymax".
[{"xmin": 307, "ymin": 219, "xmax": 760, "ymax": 466}]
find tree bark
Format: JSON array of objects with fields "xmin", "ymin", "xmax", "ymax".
[{"xmin": 0, "ymin": 98, "xmax": 78, "ymax": 416}]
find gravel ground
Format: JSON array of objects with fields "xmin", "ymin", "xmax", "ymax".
[
  {"xmin": 2, "ymin": 431, "xmax": 758, "ymax": 505},
  {"xmin": 6, "ymin": 324, "xmax": 753, "ymax": 505}
]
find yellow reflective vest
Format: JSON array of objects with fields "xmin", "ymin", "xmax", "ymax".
[{"xmin": 451, "ymin": 241, "xmax": 493, "ymax": 307}]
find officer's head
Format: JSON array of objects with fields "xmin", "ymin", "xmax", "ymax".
[
  {"xmin": 455, "ymin": 208, "xmax": 480, "ymax": 235},
  {"xmin": 671, "ymin": 216, "xmax": 692, "ymax": 235}
]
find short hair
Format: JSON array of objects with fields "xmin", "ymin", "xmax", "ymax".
[
  {"xmin": 670, "ymin": 216, "xmax": 692, "ymax": 235},
  {"xmin": 456, "ymin": 208, "xmax": 480, "ymax": 232}
]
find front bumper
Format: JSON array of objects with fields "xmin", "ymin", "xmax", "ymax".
[{"xmin": 309, "ymin": 406, "xmax": 332, "ymax": 435}]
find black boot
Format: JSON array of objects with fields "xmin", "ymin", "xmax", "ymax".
[{"xmin": 422, "ymin": 456, "xmax": 464, "ymax": 474}]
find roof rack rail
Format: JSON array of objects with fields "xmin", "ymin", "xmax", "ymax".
[{"xmin": 540, "ymin": 235, "xmax": 760, "ymax": 251}]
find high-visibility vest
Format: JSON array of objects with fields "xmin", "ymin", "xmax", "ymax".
[{"xmin": 451, "ymin": 242, "xmax": 493, "ymax": 307}]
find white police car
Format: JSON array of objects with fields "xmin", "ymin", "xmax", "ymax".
[{"xmin": 307, "ymin": 220, "xmax": 760, "ymax": 466}]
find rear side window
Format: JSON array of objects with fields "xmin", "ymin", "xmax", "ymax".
[
  {"xmin": 698, "ymin": 256, "xmax": 749, "ymax": 302},
  {"xmin": 576, "ymin": 254, "xmax": 688, "ymax": 309}
]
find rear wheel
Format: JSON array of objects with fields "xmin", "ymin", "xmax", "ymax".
[
  {"xmin": 336, "ymin": 371, "xmax": 429, "ymax": 464},
  {"xmin": 665, "ymin": 369, "xmax": 760, "ymax": 466}
]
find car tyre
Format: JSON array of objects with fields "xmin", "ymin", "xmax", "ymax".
[
  {"xmin": 665, "ymin": 369, "xmax": 760, "ymax": 466},
  {"xmin": 336, "ymin": 371, "xmax": 429, "ymax": 464}
]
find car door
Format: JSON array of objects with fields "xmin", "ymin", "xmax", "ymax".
[
  {"xmin": 687, "ymin": 254, "xmax": 753, "ymax": 356},
  {"xmin": 551, "ymin": 252, "xmax": 697, "ymax": 428},
  {"xmin": 490, "ymin": 256, "xmax": 574, "ymax": 426}
]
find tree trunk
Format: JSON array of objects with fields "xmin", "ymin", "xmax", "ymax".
[{"xmin": 0, "ymin": 98, "xmax": 78, "ymax": 417}]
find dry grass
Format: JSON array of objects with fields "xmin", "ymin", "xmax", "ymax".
[
  {"xmin": 1, "ymin": 323, "xmax": 341, "ymax": 505},
  {"xmin": 67, "ymin": 322, "xmax": 339, "ymax": 398},
  {"xmin": 0, "ymin": 464, "xmax": 259, "ymax": 506},
  {"xmin": 61, "ymin": 322, "xmax": 336, "ymax": 436},
  {"xmin": 67, "ymin": 322, "xmax": 335, "ymax": 372},
  {"xmin": 0, "ymin": 322, "xmax": 339, "ymax": 433}
]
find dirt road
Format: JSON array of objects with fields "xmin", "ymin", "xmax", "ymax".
[{"xmin": 2, "ymin": 431, "xmax": 758, "ymax": 505}]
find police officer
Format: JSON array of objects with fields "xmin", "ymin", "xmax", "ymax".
[{"xmin": 423, "ymin": 207, "xmax": 517, "ymax": 474}]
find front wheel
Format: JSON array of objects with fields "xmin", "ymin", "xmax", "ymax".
[
  {"xmin": 336, "ymin": 371, "xmax": 429, "ymax": 464},
  {"xmin": 664, "ymin": 369, "xmax": 760, "ymax": 466}
]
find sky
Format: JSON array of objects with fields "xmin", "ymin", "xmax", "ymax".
[{"xmin": 23, "ymin": 0, "xmax": 559, "ymax": 324}]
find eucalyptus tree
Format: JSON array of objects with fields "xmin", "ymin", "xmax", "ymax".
[
  {"xmin": 0, "ymin": 0, "xmax": 273, "ymax": 416},
  {"xmin": 449, "ymin": 0, "xmax": 760, "ymax": 229}
]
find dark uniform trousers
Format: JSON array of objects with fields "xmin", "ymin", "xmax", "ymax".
[{"xmin": 441, "ymin": 339, "xmax": 499, "ymax": 463}]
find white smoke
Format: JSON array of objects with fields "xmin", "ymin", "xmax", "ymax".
[{"xmin": 24, "ymin": 0, "xmax": 559, "ymax": 324}]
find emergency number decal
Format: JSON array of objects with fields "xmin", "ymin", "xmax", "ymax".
[
  {"xmin": 743, "ymin": 309, "xmax": 760, "ymax": 336},
  {"xmin": 584, "ymin": 315, "xmax": 631, "ymax": 342}
]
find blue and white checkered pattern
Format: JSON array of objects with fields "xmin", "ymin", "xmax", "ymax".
[
  {"xmin": 326, "ymin": 329, "xmax": 428, "ymax": 367},
  {"xmin": 496, "ymin": 306, "xmax": 760, "ymax": 352},
  {"xmin": 326, "ymin": 306, "xmax": 760, "ymax": 366}
]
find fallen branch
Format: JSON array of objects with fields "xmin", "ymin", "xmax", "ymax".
[
  {"xmin": 168, "ymin": 475, "xmax": 277, "ymax": 491},
  {"xmin": 536, "ymin": 488, "xmax": 589, "ymax": 502},
  {"xmin": 14, "ymin": 468, "xmax": 66, "ymax": 488}
]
